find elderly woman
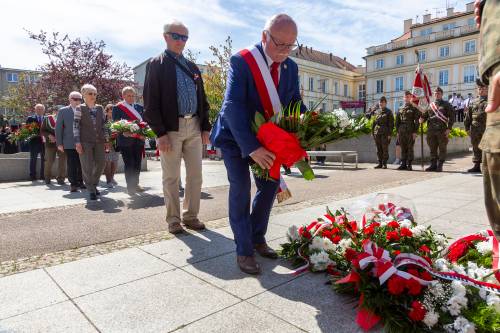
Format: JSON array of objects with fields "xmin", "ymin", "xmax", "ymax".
[
  {"xmin": 104, "ymin": 104, "xmax": 119, "ymax": 188},
  {"xmin": 74, "ymin": 84, "xmax": 110, "ymax": 200}
]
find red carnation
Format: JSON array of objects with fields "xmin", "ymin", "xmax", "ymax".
[
  {"xmin": 363, "ymin": 226, "xmax": 375, "ymax": 236},
  {"xmin": 331, "ymin": 227, "xmax": 340, "ymax": 235},
  {"xmin": 299, "ymin": 227, "xmax": 311, "ymax": 239},
  {"xmin": 349, "ymin": 221, "xmax": 358, "ymax": 232},
  {"xmin": 332, "ymin": 235, "xmax": 342, "ymax": 244},
  {"xmin": 138, "ymin": 122, "xmax": 147, "ymax": 129},
  {"xmin": 388, "ymin": 221, "xmax": 400, "ymax": 229},
  {"xmin": 386, "ymin": 231, "xmax": 400, "ymax": 242},
  {"xmin": 387, "ymin": 275, "xmax": 405, "ymax": 295},
  {"xmin": 370, "ymin": 222, "xmax": 381, "ymax": 228},
  {"xmin": 393, "ymin": 250, "xmax": 401, "ymax": 256},
  {"xmin": 406, "ymin": 278, "xmax": 422, "ymax": 296},
  {"xmin": 420, "ymin": 271, "xmax": 433, "ymax": 281},
  {"xmin": 408, "ymin": 301, "xmax": 426, "ymax": 321},
  {"xmin": 400, "ymin": 228, "xmax": 413, "ymax": 237},
  {"xmin": 419, "ymin": 245, "xmax": 431, "ymax": 253},
  {"xmin": 345, "ymin": 248, "xmax": 358, "ymax": 262}
]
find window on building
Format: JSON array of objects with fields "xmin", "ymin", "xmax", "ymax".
[
  {"xmin": 322, "ymin": 102, "xmax": 327, "ymax": 113},
  {"xmin": 464, "ymin": 40, "xmax": 476, "ymax": 54},
  {"xmin": 376, "ymin": 80, "xmax": 384, "ymax": 94},
  {"xmin": 417, "ymin": 50, "xmax": 426, "ymax": 62},
  {"xmin": 442, "ymin": 22, "xmax": 456, "ymax": 31},
  {"xmin": 334, "ymin": 81, "xmax": 338, "ymax": 95},
  {"xmin": 358, "ymin": 84, "xmax": 366, "ymax": 100},
  {"xmin": 320, "ymin": 80, "xmax": 327, "ymax": 93},
  {"xmin": 394, "ymin": 98, "xmax": 404, "ymax": 112},
  {"xmin": 439, "ymin": 70, "xmax": 449, "ymax": 86},
  {"xmin": 396, "ymin": 54, "xmax": 404, "ymax": 66},
  {"xmin": 395, "ymin": 76, "xmax": 404, "ymax": 91},
  {"xmin": 7, "ymin": 73, "xmax": 18, "ymax": 82},
  {"xmin": 308, "ymin": 100, "xmax": 315, "ymax": 110},
  {"xmin": 439, "ymin": 45, "xmax": 450, "ymax": 58},
  {"xmin": 343, "ymin": 84, "xmax": 348, "ymax": 97},
  {"xmin": 376, "ymin": 59, "xmax": 384, "ymax": 69},
  {"xmin": 463, "ymin": 65, "xmax": 476, "ymax": 83},
  {"xmin": 308, "ymin": 77, "xmax": 314, "ymax": 91},
  {"xmin": 420, "ymin": 28, "xmax": 433, "ymax": 36},
  {"xmin": 467, "ymin": 18, "xmax": 475, "ymax": 26}
]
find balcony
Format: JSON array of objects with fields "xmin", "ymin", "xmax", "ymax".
[{"xmin": 366, "ymin": 25, "xmax": 479, "ymax": 56}]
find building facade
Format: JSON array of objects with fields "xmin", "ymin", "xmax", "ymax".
[
  {"xmin": 364, "ymin": 2, "xmax": 478, "ymax": 112},
  {"xmin": 0, "ymin": 67, "xmax": 40, "ymax": 121}
]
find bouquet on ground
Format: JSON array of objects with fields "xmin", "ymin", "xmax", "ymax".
[
  {"xmin": 280, "ymin": 195, "xmax": 500, "ymax": 332},
  {"xmin": 251, "ymin": 100, "xmax": 366, "ymax": 182},
  {"xmin": 7, "ymin": 123, "xmax": 40, "ymax": 144},
  {"xmin": 108, "ymin": 119, "xmax": 156, "ymax": 143}
]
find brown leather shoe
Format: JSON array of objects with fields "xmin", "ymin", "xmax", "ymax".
[
  {"xmin": 254, "ymin": 243, "xmax": 278, "ymax": 259},
  {"xmin": 237, "ymin": 255, "xmax": 261, "ymax": 275},
  {"xmin": 183, "ymin": 219, "xmax": 206, "ymax": 230},
  {"xmin": 168, "ymin": 222, "xmax": 184, "ymax": 234}
]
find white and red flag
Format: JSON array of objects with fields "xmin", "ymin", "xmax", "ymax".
[{"xmin": 411, "ymin": 64, "xmax": 432, "ymax": 105}]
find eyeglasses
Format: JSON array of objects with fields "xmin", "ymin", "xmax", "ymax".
[
  {"xmin": 86, "ymin": 92, "xmax": 97, "ymax": 96},
  {"xmin": 71, "ymin": 97, "xmax": 82, "ymax": 101},
  {"xmin": 166, "ymin": 32, "xmax": 189, "ymax": 42},
  {"xmin": 266, "ymin": 31, "xmax": 298, "ymax": 50}
]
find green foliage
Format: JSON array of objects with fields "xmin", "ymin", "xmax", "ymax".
[
  {"xmin": 463, "ymin": 288, "xmax": 500, "ymax": 333},
  {"xmin": 457, "ymin": 249, "xmax": 493, "ymax": 268},
  {"xmin": 363, "ymin": 117, "xmax": 467, "ymax": 138}
]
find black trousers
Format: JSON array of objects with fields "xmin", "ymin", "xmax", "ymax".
[
  {"xmin": 65, "ymin": 149, "xmax": 83, "ymax": 186},
  {"xmin": 120, "ymin": 144, "xmax": 143, "ymax": 191},
  {"xmin": 29, "ymin": 142, "xmax": 45, "ymax": 179}
]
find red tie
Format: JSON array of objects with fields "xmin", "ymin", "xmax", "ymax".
[{"xmin": 270, "ymin": 62, "xmax": 280, "ymax": 88}]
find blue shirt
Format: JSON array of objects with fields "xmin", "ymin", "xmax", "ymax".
[{"xmin": 166, "ymin": 50, "xmax": 197, "ymax": 116}]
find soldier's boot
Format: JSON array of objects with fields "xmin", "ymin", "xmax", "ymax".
[
  {"xmin": 374, "ymin": 161, "xmax": 383, "ymax": 169},
  {"xmin": 382, "ymin": 161, "xmax": 388, "ymax": 169},
  {"xmin": 467, "ymin": 162, "xmax": 481, "ymax": 173},
  {"xmin": 436, "ymin": 160, "xmax": 444, "ymax": 172},
  {"xmin": 397, "ymin": 160, "xmax": 407, "ymax": 170},
  {"xmin": 425, "ymin": 160, "xmax": 437, "ymax": 172},
  {"xmin": 407, "ymin": 160, "xmax": 413, "ymax": 171}
]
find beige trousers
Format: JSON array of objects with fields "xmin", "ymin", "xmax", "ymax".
[
  {"xmin": 160, "ymin": 118, "xmax": 202, "ymax": 224},
  {"xmin": 44, "ymin": 144, "xmax": 67, "ymax": 182}
]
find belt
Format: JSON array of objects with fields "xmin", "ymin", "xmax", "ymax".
[{"xmin": 179, "ymin": 114, "xmax": 197, "ymax": 119}]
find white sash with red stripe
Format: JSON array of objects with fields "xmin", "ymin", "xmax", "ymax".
[
  {"xmin": 239, "ymin": 46, "xmax": 282, "ymax": 120},
  {"xmin": 429, "ymin": 102, "xmax": 449, "ymax": 124},
  {"xmin": 117, "ymin": 102, "xmax": 142, "ymax": 121}
]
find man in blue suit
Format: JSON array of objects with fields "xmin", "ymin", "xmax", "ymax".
[
  {"xmin": 26, "ymin": 104, "xmax": 46, "ymax": 181},
  {"xmin": 112, "ymin": 86, "xmax": 145, "ymax": 195},
  {"xmin": 211, "ymin": 14, "xmax": 304, "ymax": 274}
]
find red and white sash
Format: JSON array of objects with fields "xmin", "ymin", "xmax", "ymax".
[
  {"xmin": 117, "ymin": 102, "xmax": 142, "ymax": 122},
  {"xmin": 239, "ymin": 46, "xmax": 282, "ymax": 120},
  {"xmin": 429, "ymin": 102, "xmax": 449, "ymax": 124},
  {"xmin": 46, "ymin": 115, "xmax": 56, "ymax": 130}
]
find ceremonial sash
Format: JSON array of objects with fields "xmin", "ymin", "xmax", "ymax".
[
  {"xmin": 117, "ymin": 102, "xmax": 142, "ymax": 122},
  {"xmin": 46, "ymin": 115, "xmax": 56, "ymax": 130},
  {"xmin": 429, "ymin": 102, "xmax": 449, "ymax": 124},
  {"xmin": 239, "ymin": 46, "xmax": 282, "ymax": 120}
]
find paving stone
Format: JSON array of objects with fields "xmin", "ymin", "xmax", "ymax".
[
  {"xmin": 214, "ymin": 223, "xmax": 289, "ymax": 243},
  {"xmin": 47, "ymin": 248, "xmax": 173, "ymax": 298},
  {"xmin": 0, "ymin": 269, "xmax": 67, "ymax": 320}
]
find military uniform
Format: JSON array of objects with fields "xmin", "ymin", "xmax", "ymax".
[
  {"xmin": 478, "ymin": 0, "xmax": 500, "ymax": 239},
  {"xmin": 372, "ymin": 107, "xmax": 394, "ymax": 168},
  {"xmin": 464, "ymin": 96, "xmax": 487, "ymax": 170},
  {"xmin": 421, "ymin": 99, "xmax": 454, "ymax": 171},
  {"xmin": 395, "ymin": 103, "xmax": 420, "ymax": 170}
]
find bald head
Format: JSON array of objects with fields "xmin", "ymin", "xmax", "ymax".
[
  {"xmin": 262, "ymin": 14, "xmax": 298, "ymax": 63},
  {"xmin": 264, "ymin": 14, "xmax": 297, "ymax": 34}
]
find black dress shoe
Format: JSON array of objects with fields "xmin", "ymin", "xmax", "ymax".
[
  {"xmin": 237, "ymin": 255, "xmax": 261, "ymax": 275},
  {"xmin": 70, "ymin": 185, "xmax": 78, "ymax": 192},
  {"xmin": 89, "ymin": 193, "xmax": 97, "ymax": 200},
  {"xmin": 79, "ymin": 184, "xmax": 87, "ymax": 189},
  {"xmin": 57, "ymin": 179, "xmax": 65, "ymax": 185},
  {"xmin": 95, "ymin": 189, "xmax": 100, "ymax": 195},
  {"xmin": 254, "ymin": 243, "xmax": 278, "ymax": 259}
]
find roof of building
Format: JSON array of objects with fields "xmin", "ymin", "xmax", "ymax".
[
  {"xmin": 392, "ymin": 31, "xmax": 411, "ymax": 42},
  {"xmin": 291, "ymin": 46, "xmax": 358, "ymax": 72},
  {"xmin": 410, "ymin": 10, "xmax": 472, "ymax": 28}
]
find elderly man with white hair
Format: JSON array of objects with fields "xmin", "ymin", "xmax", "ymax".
[
  {"xmin": 26, "ymin": 103, "xmax": 46, "ymax": 181},
  {"xmin": 74, "ymin": 84, "xmax": 110, "ymax": 200},
  {"xmin": 56, "ymin": 91, "xmax": 85, "ymax": 192},
  {"xmin": 144, "ymin": 20, "xmax": 211, "ymax": 234},
  {"xmin": 210, "ymin": 14, "xmax": 305, "ymax": 274}
]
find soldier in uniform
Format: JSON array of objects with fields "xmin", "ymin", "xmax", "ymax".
[
  {"xmin": 419, "ymin": 86, "xmax": 454, "ymax": 172},
  {"xmin": 395, "ymin": 91, "xmax": 420, "ymax": 171},
  {"xmin": 476, "ymin": 0, "xmax": 500, "ymax": 240},
  {"xmin": 464, "ymin": 81, "xmax": 488, "ymax": 173},
  {"xmin": 372, "ymin": 96, "xmax": 394, "ymax": 169}
]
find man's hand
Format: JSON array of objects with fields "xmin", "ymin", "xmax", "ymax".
[
  {"xmin": 486, "ymin": 72, "xmax": 500, "ymax": 113},
  {"xmin": 48, "ymin": 134, "xmax": 56, "ymax": 143},
  {"xmin": 250, "ymin": 147, "xmax": 275, "ymax": 170},
  {"xmin": 57, "ymin": 145, "xmax": 64, "ymax": 152},
  {"xmin": 75, "ymin": 143, "xmax": 83, "ymax": 155},
  {"xmin": 157, "ymin": 135, "xmax": 172, "ymax": 153},
  {"xmin": 201, "ymin": 131, "xmax": 210, "ymax": 145}
]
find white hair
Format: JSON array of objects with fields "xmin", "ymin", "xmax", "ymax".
[
  {"xmin": 263, "ymin": 14, "xmax": 296, "ymax": 32},
  {"xmin": 163, "ymin": 20, "xmax": 188, "ymax": 34},
  {"xmin": 81, "ymin": 84, "xmax": 97, "ymax": 95},
  {"xmin": 34, "ymin": 103, "xmax": 45, "ymax": 110},
  {"xmin": 68, "ymin": 91, "xmax": 82, "ymax": 99},
  {"xmin": 121, "ymin": 86, "xmax": 136, "ymax": 95}
]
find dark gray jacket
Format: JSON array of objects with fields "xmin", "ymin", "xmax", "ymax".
[{"xmin": 55, "ymin": 106, "xmax": 77, "ymax": 149}]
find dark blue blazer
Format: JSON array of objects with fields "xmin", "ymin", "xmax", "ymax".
[
  {"xmin": 112, "ymin": 103, "xmax": 145, "ymax": 148},
  {"xmin": 210, "ymin": 43, "xmax": 305, "ymax": 157},
  {"xmin": 26, "ymin": 115, "xmax": 44, "ymax": 146}
]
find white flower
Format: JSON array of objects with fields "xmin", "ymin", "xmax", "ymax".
[
  {"xmin": 309, "ymin": 251, "xmax": 333, "ymax": 271},
  {"xmin": 399, "ymin": 219, "xmax": 412, "ymax": 229},
  {"xmin": 411, "ymin": 225, "xmax": 427, "ymax": 237},
  {"xmin": 476, "ymin": 240, "xmax": 492, "ymax": 255},
  {"xmin": 333, "ymin": 108, "xmax": 351, "ymax": 128},
  {"xmin": 453, "ymin": 316, "xmax": 475, "ymax": 333},
  {"xmin": 287, "ymin": 225, "xmax": 299, "ymax": 241},
  {"xmin": 486, "ymin": 293, "xmax": 500, "ymax": 312},
  {"xmin": 447, "ymin": 295, "xmax": 468, "ymax": 315},
  {"xmin": 435, "ymin": 258, "xmax": 451, "ymax": 272},
  {"xmin": 429, "ymin": 281, "xmax": 446, "ymax": 298},
  {"xmin": 310, "ymin": 237, "xmax": 338, "ymax": 253},
  {"xmin": 451, "ymin": 281, "xmax": 467, "ymax": 296},
  {"xmin": 130, "ymin": 124, "xmax": 140, "ymax": 132},
  {"xmin": 451, "ymin": 264, "xmax": 466, "ymax": 276},
  {"xmin": 338, "ymin": 238, "xmax": 352, "ymax": 250},
  {"xmin": 423, "ymin": 310, "xmax": 439, "ymax": 328},
  {"xmin": 479, "ymin": 289, "xmax": 488, "ymax": 300},
  {"xmin": 436, "ymin": 234, "xmax": 448, "ymax": 247}
]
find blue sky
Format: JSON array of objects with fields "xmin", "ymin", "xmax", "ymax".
[{"xmin": 1, "ymin": 0, "xmax": 471, "ymax": 71}]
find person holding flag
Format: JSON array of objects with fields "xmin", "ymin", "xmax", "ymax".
[{"xmin": 210, "ymin": 14, "xmax": 305, "ymax": 274}]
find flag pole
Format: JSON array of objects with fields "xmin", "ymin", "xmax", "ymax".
[{"xmin": 414, "ymin": 50, "xmax": 425, "ymax": 171}]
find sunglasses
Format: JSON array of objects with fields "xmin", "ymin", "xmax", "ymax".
[{"xmin": 166, "ymin": 32, "xmax": 189, "ymax": 42}]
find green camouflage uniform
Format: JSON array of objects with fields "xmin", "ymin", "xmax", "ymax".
[
  {"xmin": 421, "ymin": 99, "xmax": 454, "ymax": 162},
  {"xmin": 478, "ymin": 0, "xmax": 500, "ymax": 239},
  {"xmin": 464, "ymin": 96, "xmax": 488, "ymax": 163},
  {"xmin": 395, "ymin": 103, "xmax": 420, "ymax": 163},
  {"xmin": 372, "ymin": 107, "xmax": 394, "ymax": 164}
]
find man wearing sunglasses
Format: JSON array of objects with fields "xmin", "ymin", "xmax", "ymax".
[
  {"xmin": 144, "ymin": 20, "xmax": 211, "ymax": 234},
  {"xmin": 56, "ymin": 91, "xmax": 84, "ymax": 192},
  {"xmin": 211, "ymin": 14, "xmax": 305, "ymax": 275}
]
